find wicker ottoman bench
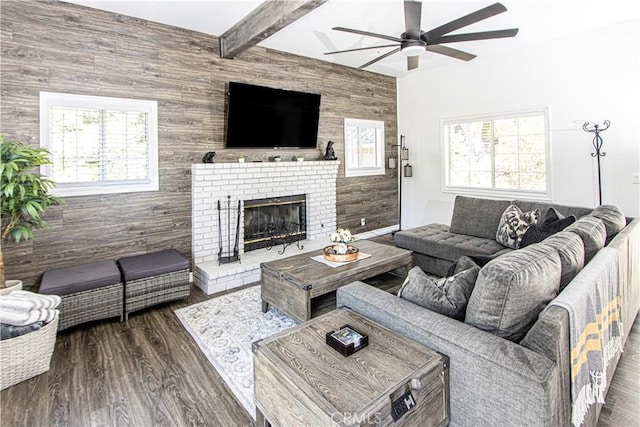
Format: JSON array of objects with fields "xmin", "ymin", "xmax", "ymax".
[
  {"xmin": 40, "ymin": 260, "xmax": 124, "ymax": 331},
  {"xmin": 117, "ymin": 249, "xmax": 190, "ymax": 320}
]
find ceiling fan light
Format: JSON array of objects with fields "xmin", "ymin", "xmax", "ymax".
[{"xmin": 401, "ymin": 44, "xmax": 424, "ymax": 56}]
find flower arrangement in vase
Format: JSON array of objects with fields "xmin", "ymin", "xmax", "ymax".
[{"xmin": 323, "ymin": 228, "xmax": 358, "ymax": 262}]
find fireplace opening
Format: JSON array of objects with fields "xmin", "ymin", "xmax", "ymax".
[{"xmin": 243, "ymin": 194, "xmax": 306, "ymax": 252}]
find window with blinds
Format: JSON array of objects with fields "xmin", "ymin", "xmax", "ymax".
[
  {"xmin": 442, "ymin": 108, "xmax": 550, "ymax": 199},
  {"xmin": 40, "ymin": 92, "xmax": 158, "ymax": 197},
  {"xmin": 344, "ymin": 118, "xmax": 385, "ymax": 177}
]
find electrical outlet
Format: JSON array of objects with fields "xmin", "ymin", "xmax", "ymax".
[
  {"xmin": 360, "ymin": 218, "xmax": 366, "ymax": 226},
  {"xmin": 633, "ymin": 173, "xmax": 640, "ymax": 184}
]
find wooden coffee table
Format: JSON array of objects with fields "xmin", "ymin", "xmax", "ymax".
[
  {"xmin": 253, "ymin": 308, "xmax": 449, "ymax": 427},
  {"xmin": 260, "ymin": 239, "xmax": 412, "ymax": 323}
]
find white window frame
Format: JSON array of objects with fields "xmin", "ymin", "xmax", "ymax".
[
  {"xmin": 40, "ymin": 92, "xmax": 159, "ymax": 197},
  {"xmin": 441, "ymin": 107, "xmax": 551, "ymax": 201},
  {"xmin": 344, "ymin": 118, "xmax": 385, "ymax": 177}
]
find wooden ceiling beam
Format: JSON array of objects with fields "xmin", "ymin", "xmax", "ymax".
[{"xmin": 219, "ymin": 0, "xmax": 328, "ymax": 59}]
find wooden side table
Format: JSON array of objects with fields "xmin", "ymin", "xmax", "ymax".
[{"xmin": 253, "ymin": 308, "xmax": 449, "ymax": 427}]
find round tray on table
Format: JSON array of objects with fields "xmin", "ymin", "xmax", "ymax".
[{"xmin": 322, "ymin": 245, "xmax": 359, "ymax": 262}]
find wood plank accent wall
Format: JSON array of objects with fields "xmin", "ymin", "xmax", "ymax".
[{"xmin": 0, "ymin": 1, "xmax": 398, "ymax": 289}]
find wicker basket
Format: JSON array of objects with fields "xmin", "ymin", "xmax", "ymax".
[{"xmin": 0, "ymin": 313, "xmax": 59, "ymax": 390}]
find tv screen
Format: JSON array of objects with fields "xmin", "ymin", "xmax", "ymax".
[{"xmin": 225, "ymin": 82, "xmax": 321, "ymax": 149}]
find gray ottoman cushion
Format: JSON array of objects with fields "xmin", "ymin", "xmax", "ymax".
[
  {"xmin": 40, "ymin": 260, "xmax": 121, "ymax": 296},
  {"xmin": 449, "ymin": 196, "xmax": 511, "ymax": 240},
  {"xmin": 394, "ymin": 224, "xmax": 509, "ymax": 262},
  {"xmin": 538, "ymin": 231, "xmax": 585, "ymax": 290},
  {"xmin": 591, "ymin": 205, "xmax": 626, "ymax": 239},
  {"xmin": 465, "ymin": 245, "xmax": 561, "ymax": 342},
  {"xmin": 564, "ymin": 215, "xmax": 606, "ymax": 263},
  {"xmin": 118, "ymin": 249, "xmax": 189, "ymax": 282}
]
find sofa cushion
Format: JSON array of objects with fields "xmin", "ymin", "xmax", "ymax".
[
  {"xmin": 495, "ymin": 204, "xmax": 540, "ymax": 249},
  {"xmin": 538, "ymin": 231, "xmax": 585, "ymax": 290},
  {"xmin": 515, "ymin": 200, "xmax": 592, "ymax": 220},
  {"xmin": 449, "ymin": 196, "xmax": 512, "ymax": 240},
  {"xmin": 394, "ymin": 224, "xmax": 509, "ymax": 262},
  {"xmin": 465, "ymin": 245, "xmax": 561, "ymax": 342},
  {"xmin": 564, "ymin": 215, "xmax": 606, "ymax": 263},
  {"xmin": 398, "ymin": 265, "xmax": 479, "ymax": 321},
  {"xmin": 591, "ymin": 205, "xmax": 626, "ymax": 240}
]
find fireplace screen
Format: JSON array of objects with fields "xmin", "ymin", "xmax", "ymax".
[{"xmin": 243, "ymin": 194, "xmax": 307, "ymax": 252}]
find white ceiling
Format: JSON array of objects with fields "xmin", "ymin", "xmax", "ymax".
[{"xmin": 66, "ymin": 0, "xmax": 640, "ymax": 78}]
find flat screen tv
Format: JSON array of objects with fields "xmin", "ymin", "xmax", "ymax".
[{"xmin": 225, "ymin": 82, "xmax": 321, "ymax": 149}]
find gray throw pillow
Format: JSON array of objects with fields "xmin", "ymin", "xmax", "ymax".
[
  {"xmin": 398, "ymin": 266, "xmax": 479, "ymax": 321},
  {"xmin": 591, "ymin": 205, "xmax": 626, "ymax": 240},
  {"xmin": 465, "ymin": 245, "xmax": 561, "ymax": 342},
  {"xmin": 496, "ymin": 204, "xmax": 540, "ymax": 249}
]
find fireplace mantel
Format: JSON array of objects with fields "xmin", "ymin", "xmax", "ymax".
[{"xmin": 191, "ymin": 161, "xmax": 339, "ymax": 294}]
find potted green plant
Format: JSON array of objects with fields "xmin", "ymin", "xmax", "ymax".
[{"xmin": 0, "ymin": 135, "xmax": 63, "ymax": 292}]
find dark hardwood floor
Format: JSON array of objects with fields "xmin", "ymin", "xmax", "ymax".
[
  {"xmin": 0, "ymin": 287, "xmax": 253, "ymax": 427},
  {"xmin": 1, "ymin": 236, "xmax": 638, "ymax": 426}
]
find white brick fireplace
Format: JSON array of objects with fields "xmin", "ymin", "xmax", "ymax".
[{"xmin": 191, "ymin": 161, "xmax": 339, "ymax": 294}]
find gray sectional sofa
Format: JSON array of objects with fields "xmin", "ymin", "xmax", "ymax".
[
  {"xmin": 337, "ymin": 196, "xmax": 640, "ymax": 427},
  {"xmin": 393, "ymin": 195, "xmax": 596, "ymax": 277}
]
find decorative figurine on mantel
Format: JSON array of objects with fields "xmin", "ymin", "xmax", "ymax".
[
  {"xmin": 323, "ymin": 140, "xmax": 337, "ymax": 160},
  {"xmin": 202, "ymin": 151, "xmax": 216, "ymax": 163}
]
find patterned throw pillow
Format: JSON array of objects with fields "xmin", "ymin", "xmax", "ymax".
[
  {"xmin": 495, "ymin": 204, "xmax": 540, "ymax": 249},
  {"xmin": 398, "ymin": 266, "xmax": 479, "ymax": 321}
]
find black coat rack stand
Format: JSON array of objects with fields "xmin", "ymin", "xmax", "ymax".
[{"xmin": 582, "ymin": 120, "xmax": 610, "ymax": 206}]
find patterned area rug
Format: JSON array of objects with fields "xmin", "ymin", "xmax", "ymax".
[{"xmin": 174, "ymin": 286, "xmax": 296, "ymax": 419}]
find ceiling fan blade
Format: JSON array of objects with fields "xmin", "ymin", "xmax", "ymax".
[
  {"xmin": 431, "ymin": 28, "xmax": 519, "ymax": 44},
  {"xmin": 358, "ymin": 47, "xmax": 402, "ymax": 69},
  {"xmin": 407, "ymin": 55, "xmax": 419, "ymax": 70},
  {"xmin": 404, "ymin": 1, "xmax": 422, "ymax": 34},
  {"xmin": 324, "ymin": 44, "xmax": 399, "ymax": 55},
  {"xmin": 425, "ymin": 2, "xmax": 507, "ymax": 41},
  {"xmin": 426, "ymin": 45, "xmax": 476, "ymax": 61},
  {"xmin": 333, "ymin": 27, "xmax": 403, "ymax": 43}
]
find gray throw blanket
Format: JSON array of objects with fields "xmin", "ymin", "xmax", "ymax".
[
  {"xmin": 547, "ymin": 248, "xmax": 624, "ymax": 426},
  {"xmin": 0, "ymin": 322, "xmax": 44, "ymax": 339}
]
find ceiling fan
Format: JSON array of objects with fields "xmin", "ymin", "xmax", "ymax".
[{"xmin": 324, "ymin": 1, "xmax": 518, "ymax": 71}]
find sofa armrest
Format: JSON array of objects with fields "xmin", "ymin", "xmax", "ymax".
[{"xmin": 337, "ymin": 282, "xmax": 566, "ymax": 427}]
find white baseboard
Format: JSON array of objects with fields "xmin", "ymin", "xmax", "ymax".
[{"xmin": 356, "ymin": 225, "xmax": 399, "ymax": 240}]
